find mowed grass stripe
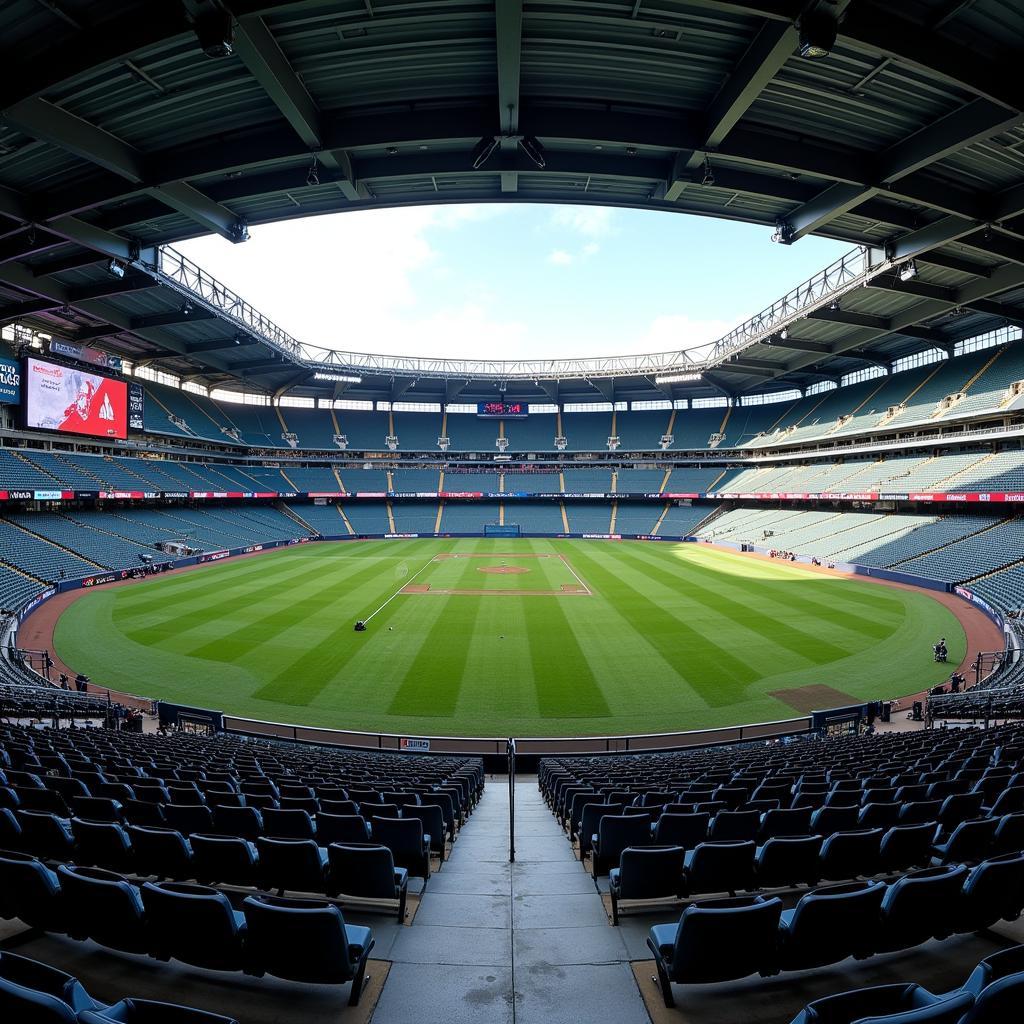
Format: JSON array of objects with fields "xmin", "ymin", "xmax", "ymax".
[
  {"xmin": 111, "ymin": 552, "xmax": 339, "ymax": 629},
  {"xmin": 117, "ymin": 556, "xmax": 337, "ymax": 638},
  {"xmin": 641, "ymin": 546, "xmax": 901, "ymax": 641},
  {"xmin": 521, "ymin": 597, "xmax": 611, "ymax": 718},
  {"xmin": 249, "ymin": 585, "xmax": 420, "ymax": 706},
  {"xmin": 385, "ymin": 594, "xmax": 483, "ymax": 717},
  {"xmin": 613, "ymin": 545, "xmax": 853, "ymax": 662},
  {"xmin": 125, "ymin": 553, "xmax": 396, "ymax": 649},
  {"xmin": 567, "ymin": 545, "xmax": 760, "ymax": 706},
  {"xmin": 182, "ymin": 554, "xmax": 413, "ymax": 661}
]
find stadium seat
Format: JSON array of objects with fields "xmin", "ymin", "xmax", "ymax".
[
  {"xmin": 684, "ymin": 840, "xmax": 756, "ymax": 896},
  {"xmin": 879, "ymin": 823, "xmax": 938, "ymax": 872},
  {"xmin": 709, "ymin": 809, "xmax": 761, "ymax": 841},
  {"xmin": 403, "ymin": 803, "xmax": 448, "ymax": 861},
  {"xmin": 811, "ymin": 805, "xmax": 861, "ymax": 836},
  {"xmin": 214, "ymin": 805, "xmax": 263, "ymax": 841},
  {"xmin": 327, "ymin": 842, "xmax": 408, "ymax": 921},
  {"xmin": 755, "ymin": 836, "xmax": 822, "ymax": 888},
  {"xmin": 71, "ymin": 796, "xmax": 124, "ymax": 822},
  {"xmin": 79, "ymin": 999, "xmax": 239, "ymax": 1023},
  {"xmin": 316, "ymin": 813, "xmax": 371, "ymax": 846},
  {"xmin": 71, "ymin": 818, "xmax": 134, "ymax": 872},
  {"xmin": 58, "ymin": 865, "xmax": 148, "ymax": 954},
  {"xmin": 369, "ymin": 816, "xmax": 431, "ymax": 880},
  {"xmin": 859, "ymin": 802, "xmax": 903, "ymax": 828},
  {"xmin": 242, "ymin": 894, "xmax": 374, "ymax": 1005},
  {"xmin": 933, "ymin": 817, "xmax": 999, "ymax": 864},
  {"xmin": 819, "ymin": 828, "xmax": 882, "ymax": 880},
  {"xmin": 16, "ymin": 810, "xmax": 75, "ymax": 859},
  {"xmin": 759, "ymin": 807, "xmax": 812, "ymax": 841},
  {"xmin": 128, "ymin": 826, "xmax": 194, "ymax": 880},
  {"xmin": 608, "ymin": 845, "xmax": 686, "ymax": 924},
  {"xmin": 877, "ymin": 865, "xmax": 968, "ymax": 951},
  {"xmin": 993, "ymin": 811, "xmax": 1024, "ymax": 854},
  {"xmin": 590, "ymin": 813, "xmax": 653, "ymax": 877},
  {"xmin": 255, "ymin": 837, "xmax": 328, "ymax": 895},
  {"xmin": 899, "ymin": 800, "xmax": 943, "ymax": 825},
  {"xmin": 0, "ymin": 850, "xmax": 66, "ymax": 931},
  {"xmin": 577, "ymin": 802, "xmax": 624, "ymax": 857},
  {"xmin": 162, "ymin": 804, "xmax": 214, "ymax": 835},
  {"xmin": 190, "ymin": 833, "xmax": 259, "ymax": 887},
  {"xmin": 142, "ymin": 881, "xmax": 248, "ymax": 971},
  {"xmin": 787, "ymin": 984, "xmax": 973, "ymax": 1024},
  {"xmin": 954, "ymin": 852, "xmax": 1024, "ymax": 932},
  {"xmin": 778, "ymin": 880, "xmax": 886, "ymax": 969},
  {"xmin": 0, "ymin": 950, "xmax": 104, "ymax": 1023},
  {"xmin": 653, "ymin": 811, "xmax": 708, "ymax": 849},
  {"xmin": 647, "ymin": 895, "xmax": 783, "ymax": 1007},
  {"xmin": 961, "ymin": 943, "xmax": 1024, "ymax": 997}
]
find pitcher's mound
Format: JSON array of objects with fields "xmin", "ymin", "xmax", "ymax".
[{"xmin": 478, "ymin": 565, "xmax": 530, "ymax": 575}]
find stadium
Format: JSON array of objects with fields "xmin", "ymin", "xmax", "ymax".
[{"xmin": 2, "ymin": 1, "xmax": 1024, "ymax": 1022}]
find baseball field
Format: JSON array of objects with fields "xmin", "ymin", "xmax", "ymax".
[{"xmin": 52, "ymin": 538, "xmax": 966, "ymax": 737}]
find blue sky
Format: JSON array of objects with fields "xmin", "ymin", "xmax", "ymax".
[{"xmin": 177, "ymin": 204, "xmax": 849, "ymax": 361}]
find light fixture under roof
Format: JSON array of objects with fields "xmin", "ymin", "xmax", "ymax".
[
  {"xmin": 655, "ymin": 372, "xmax": 702, "ymax": 384},
  {"xmin": 471, "ymin": 135, "xmax": 500, "ymax": 170},
  {"xmin": 314, "ymin": 371, "xmax": 362, "ymax": 384},
  {"xmin": 798, "ymin": 11, "xmax": 837, "ymax": 59},
  {"xmin": 899, "ymin": 260, "xmax": 918, "ymax": 282}
]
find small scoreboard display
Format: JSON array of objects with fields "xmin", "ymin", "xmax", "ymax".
[{"xmin": 477, "ymin": 401, "xmax": 528, "ymax": 418}]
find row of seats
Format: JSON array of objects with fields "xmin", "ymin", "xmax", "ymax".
[
  {"xmin": 788, "ymin": 943, "xmax": 1024, "ymax": 1024},
  {"xmin": 646, "ymin": 852, "xmax": 1024, "ymax": 1008},
  {"xmin": 601, "ymin": 812, "xmax": 1024, "ymax": 919},
  {"xmin": 0, "ymin": 949, "xmax": 239, "ymax": 1023},
  {"xmin": 0, "ymin": 855, "xmax": 375, "ymax": 1007}
]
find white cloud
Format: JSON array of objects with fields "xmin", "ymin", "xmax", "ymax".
[
  {"xmin": 547, "ymin": 249, "xmax": 573, "ymax": 266},
  {"xmin": 551, "ymin": 206, "xmax": 615, "ymax": 237},
  {"xmin": 581, "ymin": 242, "xmax": 600, "ymax": 257}
]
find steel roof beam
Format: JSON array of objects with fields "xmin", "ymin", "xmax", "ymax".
[
  {"xmin": 187, "ymin": 336, "xmax": 257, "ymax": 353},
  {"xmin": 808, "ymin": 308, "xmax": 890, "ymax": 330},
  {"xmin": 3, "ymin": 98, "xmax": 247, "ymax": 242},
  {"xmin": 767, "ymin": 337, "xmax": 830, "ymax": 354},
  {"xmin": 233, "ymin": 15, "xmax": 322, "ymax": 151},
  {"xmin": 0, "ymin": 297, "xmax": 62, "ymax": 325},
  {"xmin": 781, "ymin": 98, "xmax": 1019, "ymax": 241},
  {"xmin": 131, "ymin": 309, "xmax": 216, "ymax": 329}
]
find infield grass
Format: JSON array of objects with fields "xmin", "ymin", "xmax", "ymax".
[{"xmin": 53, "ymin": 538, "xmax": 965, "ymax": 736}]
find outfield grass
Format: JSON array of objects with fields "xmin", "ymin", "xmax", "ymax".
[{"xmin": 53, "ymin": 538, "xmax": 965, "ymax": 737}]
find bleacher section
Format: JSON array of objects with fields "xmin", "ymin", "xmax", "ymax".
[
  {"xmin": 439, "ymin": 501, "xmax": 501, "ymax": 532},
  {"xmin": 0, "ymin": 518, "xmax": 99, "ymax": 582},
  {"xmin": 391, "ymin": 503, "xmax": 442, "ymax": 533},
  {"xmin": 286, "ymin": 501, "xmax": 349, "ymax": 535},
  {"xmin": 507, "ymin": 502, "xmax": 565, "ymax": 533},
  {"xmin": 564, "ymin": 502, "xmax": 615, "ymax": 533},
  {"xmin": 659, "ymin": 504, "xmax": 713, "ymax": 537}
]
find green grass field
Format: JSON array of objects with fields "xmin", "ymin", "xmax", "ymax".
[{"xmin": 53, "ymin": 539, "xmax": 965, "ymax": 737}]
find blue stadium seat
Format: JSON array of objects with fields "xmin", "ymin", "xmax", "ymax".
[
  {"xmin": 646, "ymin": 895, "xmax": 783, "ymax": 1007},
  {"xmin": 142, "ymin": 881, "xmax": 247, "ymax": 971},
  {"xmin": 608, "ymin": 845, "xmax": 685, "ymax": 924},
  {"xmin": 0, "ymin": 850, "xmax": 66, "ymax": 931},
  {"xmin": 877, "ymin": 865, "xmax": 968, "ymax": 952},
  {"xmin": 242, "ymin": 894, "xmax": 374, "ymax": 1005},
  {"xmin": 190, "ymin": 833, "xmax": 259, "ymax": 887},
  {"xmin": 788, "ymin": 984, "xmax": 973, "ymax": 1024},
  {"xmin": 58, "ymin": 865, "xmax": 148, "ymax": 954},
  {"xmin": 326, "ymin": 842, "xmax": 409, "ymax": 921},
  {"xmin": 778, "ymin": 880, "xmax": 886, "ymax": 969}
]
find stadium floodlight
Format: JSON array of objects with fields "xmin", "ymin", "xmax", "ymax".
[
  {"xmin": 779, "ymin": 327, "xmax": 789, "ymax": 340},
  {"xmin": 798, "ymin": 11, "xmax": 837, "ymax": 59},
  {"xmin": 106, "ymin": 259, "xmax": 126, "ymax": 279},
  {"xmin": 655, "ymin": 372, "xmax": 702, "ymax": 384},
  {"xmin": 306, "ymin": 157, "xmax": 320, "ymax": 187},
  {"xmin": 518, "ymin": 136, "xmax": 547, "ymax": 169},
  {"xmin": 899, "ymin": 260, "xmax": 918, "ymax": 282},
  {"xmin": 701, "ymin": 156, "xmax": 715, "ymax": 186},
  {"xmin": 313, "ymin": 371, "xmax": 362, "ymax": 384},
  {"xmin": 471, "ymin": 135, "xmax": 500, "ymax": 169},
  {"xmin": 193, "ymin": 11, "xmax": 234, "ymax": 58}
]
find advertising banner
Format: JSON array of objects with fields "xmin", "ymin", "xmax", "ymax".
[
  {"xmin": 0, "ymin": 357, "xmax": 21, "ymax": 404},
  {"xmin": 128, "ymin": 381, "xmax": 145, "ymax": 430},
  {"xmin": 24, "ymin": 358, "xmax": 128, "ymax": 439}
]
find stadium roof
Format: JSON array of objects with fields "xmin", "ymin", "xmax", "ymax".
[{"xmin": 2, "ymin": 0, "xmax": 1024, "ymax": 405}]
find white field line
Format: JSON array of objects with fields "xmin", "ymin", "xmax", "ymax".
[
  {"xmin": 362, "ymin": 554, "xmax": 439, "ymax": 624},
  {"xmin": 559, "ymin": 555, "xmax": 592, "ymax": 596}
]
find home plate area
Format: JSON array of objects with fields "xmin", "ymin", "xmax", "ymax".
[{"xmin": 401, "ymin": 552, "xmax": 592, "ymax": 596}]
